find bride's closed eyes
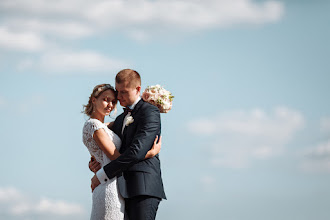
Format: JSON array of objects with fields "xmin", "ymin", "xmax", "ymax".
[{"xmin": 102, "ymin": 96, "xmax": 117, "ymax": 104}]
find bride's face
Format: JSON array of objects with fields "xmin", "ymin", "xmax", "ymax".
[{"xmin": 92, "ymin": 90, "xmax": 117, "ymax": 116}]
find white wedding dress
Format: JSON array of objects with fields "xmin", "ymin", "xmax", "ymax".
[{"xmin": 83, "ymin": 118, "xmax": 125, "ymax": 220}]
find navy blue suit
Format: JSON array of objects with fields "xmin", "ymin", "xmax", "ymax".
[{"xmin": 105, "ymin": 99, "xmax": 166, "ymax": 219}]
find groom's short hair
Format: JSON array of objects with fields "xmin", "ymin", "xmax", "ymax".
[{"xmin": 116, "ymin": 69, "xmax": 141, "ymax": 88}]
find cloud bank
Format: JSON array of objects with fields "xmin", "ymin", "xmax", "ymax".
[
  {"xmin": 0, "ymin": 0, "xmax": 284, "ymax": 38},
  {"xmin": 0, "ymin": 186, "xmax": 85, "ymax": 219},
  {"xmin": 18, "ymin": 50, "xmax": 128, "ymax": 74},
  {"xmin": 301, "ymin": 140, "xmax": 330, "ymax": 173},
  {"xmin": 0, "ymin": 0, "xmax": 284, "ymax": 74},
  {"xmin": 300, "ymin": 117, "xmax": 330, "ymax": 173},
  {"xmin": 188, "ymin": 107, "xmax": 304, "ymax": 168}
]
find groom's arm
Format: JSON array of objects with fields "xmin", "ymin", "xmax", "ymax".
[{"xmin": 96, "ymin": 105, "xmax": 161, "ymax": 182}]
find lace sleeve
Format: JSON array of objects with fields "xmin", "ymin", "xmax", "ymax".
[
  {"xmin": 89, "ymin": 119, "xmax": 106, "ymax": 137},
  {"xmin": 82, "ymin": 119, "xmax": 106, "ymax": 163}
]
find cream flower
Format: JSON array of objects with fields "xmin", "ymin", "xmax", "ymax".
[{"xmin": 125, "ymin": 116, "xmax": 134, "ymax": 126}]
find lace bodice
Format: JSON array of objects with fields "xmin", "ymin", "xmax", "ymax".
[
  {"xmin": 82, "ymin": 118, "xmax": 125, "ymax": 220},
  {"xmin": 82, "ymin": 118, "xmax": 122, "ymax": 166}
]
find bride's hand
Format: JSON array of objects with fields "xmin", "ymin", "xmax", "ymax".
[
  {"xmin": 151, "ymin": 135, "xmax": 162, "ymax": 156},
  {"xmin": 106, "ymin": 121, "xmax": 114, "ymax": 129},
  {"xmin": 144, "ymin": 136, "xmax": 162, "ymax": 159},
  {"xmin": 89, "ymin": 156, "xmax": 101, "ymax": 173},
  {"xmin": 91, "ymin": 175, "xmax": 101, "ymax": 192}
]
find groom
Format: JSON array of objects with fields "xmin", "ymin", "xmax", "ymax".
[{"xmin": 90, "ymin": 69, "xmax": 166, "ymax": 219}]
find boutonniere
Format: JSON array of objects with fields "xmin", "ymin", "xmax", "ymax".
[{"xmin": 125, "ymin": 116, "xmax": 134, "ymax": 126}]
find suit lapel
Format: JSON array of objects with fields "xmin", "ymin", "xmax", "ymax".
[
  {"xmin": 114, "ymin": 113, "xmax": 125, "ymax": 139},
  {"xmin": 123, "ymin": 99, "xmax": 144, "ymax": 139},
  {"xmin": 119, "ymin": 99, "xmax": 145, "ymax": 152},
  {"xmin": 131, "ymin": 99, "xmax": 144, "ymax": 116},
  {"xmin": 123, "ymin": 121, "xmax": 129, "ymax": 137}
]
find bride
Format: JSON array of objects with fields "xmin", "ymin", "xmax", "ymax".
[{"xmin": 82, "ymin": 84, "xmax": 161, "ymax": 220}]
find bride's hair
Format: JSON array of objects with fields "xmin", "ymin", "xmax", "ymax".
[{"xmin": 83, "ymin": 84, "xmax": 117, "ymax": 117}]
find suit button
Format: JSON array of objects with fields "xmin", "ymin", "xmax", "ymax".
[{"xmin": 105, "ymin": 179, "xmax": 107, "ymax": 182}]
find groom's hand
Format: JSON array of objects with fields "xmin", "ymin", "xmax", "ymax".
[
  {"xmin": 89, "ymin": 156, "xmax": 101, "ymax": 173},
  {"xmin": 91, "ymin": 175, "xmax": 101, "ymax": 192}
]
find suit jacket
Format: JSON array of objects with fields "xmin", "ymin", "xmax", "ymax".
[{"xmin": 104, "ymin": 99, "xmax": 166, "ymax": 199}]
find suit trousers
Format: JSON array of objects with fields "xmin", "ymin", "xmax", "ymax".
[{"xmin": 125, "ymin": 195, "xmax": 161, "ymax": 220}]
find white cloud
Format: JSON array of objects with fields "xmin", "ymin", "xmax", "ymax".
[
  {"xmin": 0, "ymin": 27, "xmax": 45, "ymax": 52},
  {"xmin": 300, "ymin": 117, "xmax": 330, "ymax": 173},
  {"xmin": 188, "ymin": 107, "xmax": 305, "ymax": 168},
  {"xmin": 7, "ymin": 19, "xmax": 94, "ymax": 39},
  {"xmin": 85, "ymin": 0, "xmax": 284, "ymax": 29},
  {"xmin": 301, "ymin": 140, "xmax": 330, "ymax": 173},
  {"xmin": 0, "ymin": 0, "xmax": 83, "ymax": 17},
  {"xmin": 11, "ymin": 198, "xmax": 85, "ymax": 216},
  {"xmin": 0, "ymin": 186, "xmax": 85, "ymax": 217},
  {"xmin": 306, "ymin": 141, "xmax": 330, "ymax": 159},
  {"xmin": 0, "ymin": 0, "xmax": 284, "ymax": 41},
  {"xmin": 0, "ymin": 187, "xmax": 23, "ymax": 202},
  {"xmin": 0, "ymin": 0, "xmax": 284, "ymax": 72},
  {"xmin": 18, "ymin": 50, "xmax": 129, "ymax": 74}
]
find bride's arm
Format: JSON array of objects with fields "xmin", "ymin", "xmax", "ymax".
[
  {"xmin": 93, "ymin": 129, "xmax": 120, "ymax": 161},
  {"xmin": 93, "ymin": 129, "xmax": 161, "ymax": 161}
]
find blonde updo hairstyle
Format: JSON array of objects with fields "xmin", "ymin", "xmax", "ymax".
[{"xmin": 83, "ymin": 84, "xmax": 117, "ymax": 117}]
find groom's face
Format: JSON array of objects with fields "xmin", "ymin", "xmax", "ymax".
[{"xmin": 116, "ymin": 81, "xmax": 141, "ymax": 107}]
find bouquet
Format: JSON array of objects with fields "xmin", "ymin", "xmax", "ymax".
[{"xmin": 142, "ymin": 85, "xmax": 174, "ymax": 113}]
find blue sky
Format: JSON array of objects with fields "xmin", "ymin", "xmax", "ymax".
[{"xmin": 0, "ymin": 0, "xmax": 329, "ymax": 219}]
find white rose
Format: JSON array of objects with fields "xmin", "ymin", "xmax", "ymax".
[
  {"xmin": 163, "ymin": 100, "xmax": 171, "ymax": 110},
  {"xmin": 159, "ymin": 89, "xmax": 167, "ymax": 96},
  {"xmin": 125, "ymin": 116, "xmax": 134, "ymax": 126}
]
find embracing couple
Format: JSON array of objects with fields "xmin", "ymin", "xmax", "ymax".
[{"xmin": 82, "ymin": 69, "xmax": 166, "ymax": 220}]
